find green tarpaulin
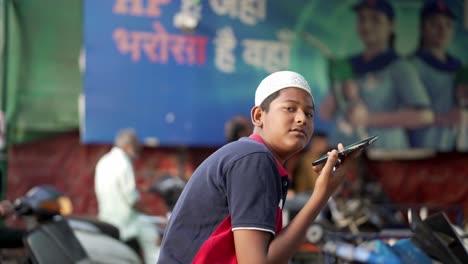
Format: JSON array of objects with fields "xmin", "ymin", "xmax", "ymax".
[
  {"xmin": 1, "ymin": 0, "xmax": 82, "ymax": 198},
  {"xmin": 2, "ymin": 0, "xmax": 82, "ymax": 145}
]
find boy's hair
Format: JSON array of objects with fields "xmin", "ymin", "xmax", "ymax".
[{"xmin": 259, "ymin": 91, "xmax": 281, "ymax": 112}]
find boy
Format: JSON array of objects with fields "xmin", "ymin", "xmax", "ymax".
[{"xmin": 159, "ymin": 71, "xmax": 351, "ymax": 263}]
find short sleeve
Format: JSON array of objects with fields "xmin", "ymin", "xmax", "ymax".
[
  {"xmin": 224, "ymin": 153, "xmax": 282, "ymax": 235},
  {"xmin": 392, "ymin": 60, "xmax": 431, "ymax": 109}
]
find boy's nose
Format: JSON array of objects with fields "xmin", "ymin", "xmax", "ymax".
[{"xmin": 295, "ymin": 111, "xmax": 307, "ymax": 124}]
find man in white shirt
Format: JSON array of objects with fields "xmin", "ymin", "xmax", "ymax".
[{"xmin": 95, "ymin": 128, "xmax": 159, "ymax": 263}]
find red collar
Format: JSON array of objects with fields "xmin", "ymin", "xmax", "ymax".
[{"xmin": 249, "ymin": 134, "xmax": 288, "ymax": 177}]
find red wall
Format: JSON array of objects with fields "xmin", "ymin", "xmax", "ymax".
[
  {"xmin": 6, "ymin": 131, "xmax": 468, "ymax": 225},
  {"xmin": 367, "ymin": 154, "xmax": 468, "ymax": 225},
  {"xmin": 6, "ymin": 131, "xmax": 215, "ymax": 217}
]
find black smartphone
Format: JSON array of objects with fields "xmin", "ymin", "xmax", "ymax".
[{"xmin": 312, "ymin": 135, "xmax": 378, "ymax": 166}]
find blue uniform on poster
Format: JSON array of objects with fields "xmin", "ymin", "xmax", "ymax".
[
  {"xmin": 320, "ymin": 0, "xmax": 432, "ymax": 150},
  {"xmin": 408, "ymin": 0, "xmax": 463, "ymax": 151}
]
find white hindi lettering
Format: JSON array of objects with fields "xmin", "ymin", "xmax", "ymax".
[
  {"xmin": 173, "ymin": 0, "xmax": 203, "ymax": 32},
  {"xmin": 239, "ymin": 0, "xmax": 266, "ymax": 25},
  {"xmin": 241, "ymin": 29, "xmax": 292, "ymax": 73},
  {"xmin": 209, "ymin": 0, "xmax": 236, "ymax": 18},
  {"xmin": 209, "ymin": 0, "xmax": 266, "ymax": 25},
  {"xmin": 213, "ymin": 27, "xmax": 237, "ymax": 73},
  {"xmin": 179, "ymin": 0, "xmax": 202, "ymax": 21},
  {"xmin": 241, "ymin": 39, "xmax": 265, "ymax": 70}
]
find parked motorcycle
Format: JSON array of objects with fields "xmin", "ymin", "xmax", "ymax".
[
  {"xmin": 303, "ymin": 209, "xmax": 468, "ymax": 264},
  {"xmin": 12, "ymin": 185, "xmax": 143, "ymax": 264}
]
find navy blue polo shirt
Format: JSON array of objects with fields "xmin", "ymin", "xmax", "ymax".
[{"xmin": 158, "ymin": 134, "xmax": 289, "ymax": 263}]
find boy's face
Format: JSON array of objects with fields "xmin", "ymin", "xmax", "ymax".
[{"xmin": 256, "ymin": 87, "xmax": 314, "ymax": 161}]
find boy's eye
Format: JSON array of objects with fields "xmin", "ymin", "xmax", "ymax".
[{"xmin": 306, "ymin": 112, "xmax": 314, "ymax": 119}]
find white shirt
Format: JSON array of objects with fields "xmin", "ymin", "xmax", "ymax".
[{"xmin": 95, "ymin": 147, "xmax": 141, "ymax": 240}]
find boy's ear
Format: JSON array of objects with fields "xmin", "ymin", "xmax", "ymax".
[{"xmin": 251, "ymin": 106, "xmax": 263, "ymax": 127}]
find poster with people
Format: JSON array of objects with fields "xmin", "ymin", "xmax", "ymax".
[
  {"xmin": 316, "ymin": 0, "xmax": 468, "ymax": 153},
  {"xmin": 83, "ymin": 0, "xmax": 468, "ymax": 152}
]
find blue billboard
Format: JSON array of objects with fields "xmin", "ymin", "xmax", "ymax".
[
  {"xmin": 83, "ymin": 0, "xmax": 313, "ymax": 146},
  {"xmin": 84, "ymin": 0, "xmax": 468, "ymax": 151}
]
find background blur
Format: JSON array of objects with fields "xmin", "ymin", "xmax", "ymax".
[{"xmin": 1, "ymin": 0, "xmax": 467, "ymax": 229}]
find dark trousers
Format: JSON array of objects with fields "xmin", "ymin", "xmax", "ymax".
[{"xmin": 124, "ymin": 237, "xmax": 144, "ymax": 263}]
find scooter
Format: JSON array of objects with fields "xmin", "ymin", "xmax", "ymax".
[{"xmin": 13, "ymin": 185, "xmax": 143, "ymax": 264}]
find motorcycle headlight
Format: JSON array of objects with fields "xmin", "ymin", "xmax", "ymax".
[
  {"xmin": 36, "ymin": 196, "xmax": 73, "ymax": 216},
  {"xmin": 57, "ymin": 196, "xmax": 73, "ymax": 216}
]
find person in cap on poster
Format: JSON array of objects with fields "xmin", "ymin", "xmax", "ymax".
[
  {"xmin": 158, "ymin": 71, "xmax": 358, "ymax": 263},
  {"xmin": 320, "ymin": 0, "xmax": 434, "ymax": 150},
  {"xmin": 408, "ymin": 0, "xmax": 463, "ymax": 151}
]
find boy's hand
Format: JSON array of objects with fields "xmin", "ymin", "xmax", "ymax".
[{"xmin": 312, "ymin": 143, "xmax": 359, "ymax": 198}]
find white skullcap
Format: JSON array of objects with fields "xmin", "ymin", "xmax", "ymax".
[{"xmin": 255, "ymin": 71, "xmax": 313, "ymax": 106}]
